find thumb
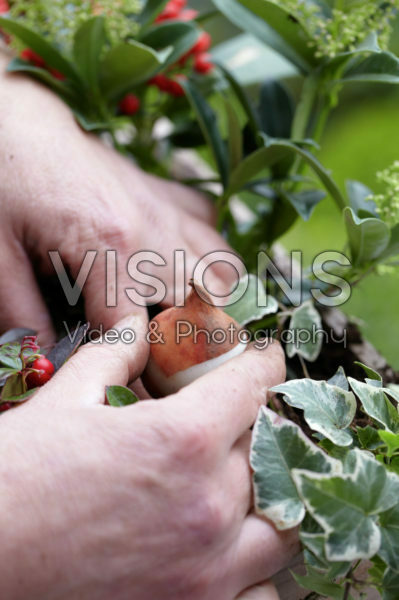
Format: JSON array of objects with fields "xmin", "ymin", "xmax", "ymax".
[
  {"xmin": 235, "ymin": 582, "xmax": 280, "ymax": 600},
  {"xmin": 35, "ymin": 313, "xmax": 149, "ymax": 408},
  {"xmin": 0, "ymin": 239, "xmax": 55, "ymax": 346}
]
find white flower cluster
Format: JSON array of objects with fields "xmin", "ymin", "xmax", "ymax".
[
  {"xmin": 9, "ymin": 0, "xmax": 141, "ymax": 52},
  {"xmin": 370, "ymin": 161, "xmax": 399, "ymax": 226},
  {"xmin": 272, "ymin": 0, "xmax": 399, "ymax": 59}
]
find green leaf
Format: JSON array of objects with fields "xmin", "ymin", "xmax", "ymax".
[
  {"xmin": 293, "ymin": 567, "xmax": 345, "ymax": 599},
  {"xmin": 379, "ymin": 431, "xmax": 399, "ymax": 458},
  {"xmin": 4, "ymin": 389, "xmax": 36, "ymax": 404},
  {"xmin": 224, "ymin": 274, "xmax": 278, "ymax": 325},
  {"xmin": 100, "ymin": 41, "xmax": 166, "ymax": 100},
  {"xmin": 226, "ymin": 140, "xmax": 345, "ymax": 210},
  {"xmin": 251, "ymin": 407, "xmax": 341, "ymax": 530},
  {"xmin": 354, "ymin": 361, "xmax": 382, "ymax": 383},
  {"xmin": 0, "ymin": 344, "xmax": 23, "ymax": 371},
  {"xmin": 0, "ymin": 367, "xmax": 18, "ymax": 382},
  {"xmin": 272, "ymin": 377, "xmax": 357, "ymax": 447},
  {"xmin": 357, "ymin": 426, "xmax": 384, "ymax": 451},
  {"xmin": 106, "ymin": 386, "xmax": 139, "ymax": 407},
  {"xmin": 258, "ymin": 79, "xmax": 294, "ymax": 139},
  {"xmin": 328, "ymin": 366, "xmax": 349, "ymax": 391},
  {"xmin": 379, "ymin": 503, "xmax": 399, "ymax": 573},
  {"xmin": 138, "ymin": 0, "xmax": 169, "ymax": 28},
  {"xmin": 140, "ymin": 22, "xmax": 199, "ymax": 68},
  {"xmin": 2, "ymin": 374, "xmax": 25, "ymax": 400},
  {"xmin": 383, "ymin": 568, "xmax": 399, "ymax": 600},
  {"xmin": 343, "ymin": 51, "xmax": 399, "ymax": 85},
  {"xmin": 283, "ymin": 189, "xmax": 326, "ymax": 221},
  {"xmin": 212, "ymin": 0, "xmax": 317, "ymax": 73},
  {"xmin": 224, "ymin": 97, "xmax": 243, "ymax": 171},
  {"xmin": 73, "ymin": 16, "xmax": 106, "ymax": 91},
  {"xmin": 285, "ymin": 300, "xmax": 323, "ymax": 363},
  {"xmin": 182, "ymin": 80, "xmax": 229, "ymax": 188},
  {"xmin": 379, "ymin": 223, "xmax": 399, "ymax": 262},
  {"xmin": 344, "ymin": 207, "xmax": 390, "ymax": 266},
  {"xmin": 346, "ymin": 180, "xmax": 378, "ymax": 218},
  {"xmin": 348, "ymin": 378, "xmax": 399, "ymax": 434},
  {"xmin": 0, "ymin": 17, "xmax": 81, "ymax": 84},
  {"xmin": 294, "ymin": 449, "xmax": 399, "ymax": 562}
]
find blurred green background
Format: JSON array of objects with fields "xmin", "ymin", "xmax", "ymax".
[{"xmin": 193, "ymin": 1, "xmax": 399, "ymax": 368}]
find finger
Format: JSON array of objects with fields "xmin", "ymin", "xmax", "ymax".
[
  {"xmin": 235, "ymin": 581, "xmax": 280, "ymax": 600},
  {"xmin": 0, "ymin": 239, "xmax": 55, "ymax": 346},
  {"xmin": 166, "ymin": 340, "xmax": 286, "ymax": 450},
  {"xmin": 233, "ymin": 515, "xmax": 300, "ymax": 592},
  {"xmin": 225, "ymin": 432, "xmax": 253, "ymax": 518},
  {"xmin": 37, "ymin": 313, "xmax": 149, "ymax": 407}
]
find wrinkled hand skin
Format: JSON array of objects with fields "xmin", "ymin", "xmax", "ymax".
[
  {"xmin": 0, "ymin": 315, "xmax": 298, "ymax": 600},
  {"xmin": 0, "ymin": 52, "xmax": 235, "ymax": 344}
]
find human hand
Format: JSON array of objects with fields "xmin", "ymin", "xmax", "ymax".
[
  {"xmin": 0, "ymin": 316, "xmax": 297, "ymax": 600},
  {"xmin": 0, "ymin": 53, "xmax": 235, "ymax": 344}
]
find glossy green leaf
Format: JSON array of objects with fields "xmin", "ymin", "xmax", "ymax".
[
  {"xmin": 0, "ymin": 344, "xmax": 23, "ymax": 371},
  {"xmin": 139, "ymin": 0, "xmax": 169, "ymax": 28},
  {"xmin": 224, "ymin": 274, "xmax": 278, "ymax": 325},
  {"xmin": 357, "ymin": 426, "xmax": 384, "ymax": 451},
  {"xmin": 212, "ymin": 0, "xmax": 317, "ymax": 72},
  {"xmin": 379, "ymin": 223, "xmax": 399, "ymax": 262},
  {"xmin": 224, "ymin": 97, "xmax": 243, "ymax": 171},
  {"xmin": 106, "ymin": 386, "xmax": 139, "ymax": 407},
  {"xmin": 258, "ymin": 79, "xmax": 294, "ymax": 139},
  {"xmin": 379, "ymin": 431, "xmax": 399, "ymax": 458},
  {"xmin": 2, "ymin": 373, "xmax": 25, "ymax": 400},
  {"xmin": 344, "ymin": 207, "xmax": 390, "ymax": 266},
  {"xmin": 354, "ymin": 361, "xmax": 382, "ymax": 383},
  {"xmin": 251, "ymin": 408, "xmax": 341, "ymax": 530},
  {"xmin": 73, "ymin": 16, "xmax": 106, "ymax": 90},
  {"xmin": 100, "ymin": 41, "xmax": 167, "ymax": 99},
  {"xmin": 293, "ymin": 567, "xmax": 345, "ymax": 599},
  {"xmin": 294, "ymin": 449, "xmax": 399, "ymax": 561},
  {"xmin": 141, "ymin": 22, "xmax": 199, "ymax": 67},
  {"xmin": 343, "ymin": 51, "xmax": 399, "ymax": 84},
  {"xmin": 182, "ymin": 79, "xmax": 229, "ymax": 187},
  {"xmin": 346, "ymin": 180, "xmax": 378, "ymax": 218},
  {"xmin": 4, "ymin": 389, "xmax": 36, "ymax": 404},
  {"xmin": 283, "ymin": 189, "xmax": 326, "ymax": 221},
  {"xmin": 285, "ymin": 300, "xmax": 323, "ymax": 363},
  {"xmin": 272, "ymin": 377, "xmax": 356, "ymax": 447},
  {"xmin": 0, "ymin": 17, "xmax": 81, "ymax": 83}
]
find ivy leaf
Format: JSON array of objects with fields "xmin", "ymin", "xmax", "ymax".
[
  {"xmin": 354, "ymin": 361, "xmax": 382, "ymax": 384},
  {"xmin": 382, "ymin": 568, "xmax": 399, "ymax": 600},
  {"xmin": 348, "ymin": 378, "xmax": 399, "ymax": 433},
  {"xmin": 300, "ymin": 519, "xmax": 351, "ymax": 579},
  {"xmin": 293, "ymin": 567, "xmax": 347, "ymax": 600},
  {"xmin": 344, "ymin": 207, "xmax": 390, "ymax": 267},
  {"xmin": 379, "ymin": 502, "xmax": 399, "ymax": 572},
  {"xmin": 272, "ymin": 378, "xmax": 357, "ymax": 447},
  {"xmin": 379, "ymin": 431, "xmax": 399, "ymax": 458},
  {"xmin": 294, "ymin": 449, "xmax": 399, "ymax": 562},
  {"xmin": 251, "ymin": 407, "xmax": 342, "ymax": 530},
  {"xmin": 106, "ymin": 386, "xmax": 139, "ymax": 407},
  {"xmin": 285, "ymin": 300, "xmax": 323, "ymax": 362},
  {"xmin": 357, "ymin": 426, "xmax": 384, "ymax": 451},
  {"xmin": 224, "ymin": 274, "xmax": 278, "ymax": 326},
  {"xmin": 328, "ymin": 366, "xmax": 349, "ymax": 391}
]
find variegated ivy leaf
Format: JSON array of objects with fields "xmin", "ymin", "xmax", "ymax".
[
  {"xmin": 271, "ymin": 378, "xmax": 357, "ymax": 447},
  {"xmin": 286, "ymin": 300, "xmax": 323, "ymax": 362},
  {"xmin": 293, "ymin": 449, "xmax": 399, "ymax": 562},
  {"xmin": 293, "ymin": 567, "xmax": 345, "ymax": 600},
  {"xmin": 348, "ymin": 378, "xmax": 399, "ymax": 433},
  {"xmin": 327, "ymin": 366, "xmax": 348, "ymax": 391},
  {"xmin": 250, "ymin": 407, "xmax": 341, "ymax": 530},
  {"xmin": 300, "ymin": 517, "xmax": 351, "ymax": 579},
  {"xmin": 224, "ymin": 274, "xmax": 278, "ymax": 326},
  {"xmin": 379, "ymin": 502, "xmax": 399, "ymax": 572}
]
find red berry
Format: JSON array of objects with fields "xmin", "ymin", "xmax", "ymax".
[
  {"xmin": 119, "ymin": 93, "xmax": 141, "ymax": 116},
  {"xmin": 26, "ymin": 356, "xmax": 55, "ymax": 389},
  {"xmin": 148, "ymin": 74, "xmax": 171, "ymax": 92},
  {"xmin": 191, "ymin": 32, "xmax": 212, "ymax": 55},
  {"xmin": 194, "ymin": 52, "xmax": 214, "ymax": 74},
  {"xmin": 177, "ymin": 9, "xmax": 198, "ymax": 21},
  {"xmin": 49, "ymin": 68, "xmax": 66, "ymax": 81},
  {"xmin": 155, "ymin": 1, "xmax": 181, "ymax": 22},
  {"xmin": 167, "ymin": 76, "xmax": 186, "ymax": 97},
  {"xmin": 21, "ymin": 48, "xmax": 46, "ymax": 69},
  {"xmin": 0, "ymin": 402, "xmax": 12, "ymax": 413},
  {"xmin": 0, "ymin": 0, "xmax": 9, "ymax": 14}
]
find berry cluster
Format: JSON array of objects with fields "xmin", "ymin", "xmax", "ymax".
[
  {"xmin": 119, "ymin": 0, "xmax": 214, "ymax": 115},
  {"xmin": 20, "ymin": 48, "xmax": 65, "ymax": 80}
]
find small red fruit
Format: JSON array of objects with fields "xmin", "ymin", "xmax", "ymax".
[
  {"xmin": 167, "ymin": 76, "xmax": 186, "ymax": 97},
  {"xmin": 26, "ymin": 356, "xmax": 55, "ymax": 389},
  {"xmin": 194, "ymin": 52, "xmax": 214, "ymax": 74},
  {"xmin": 177, "ymin": 9, "xmax": 198, "ymax": 21},
  {"xmin": 148, "ymin": 74, "xmax": 170, "ymax": 92},
  {"xmin": 119, "ymin": 93, "xmax": 141, "ymax": 116},
  {"xmin": 21, "ymin": 48, "xmax": 46, "ymax": 69},
  {"xmin": 50, "ymin": 68, "xmax": 66, "ymax": 81},
  {"xmin": 0, "ymin": 0, "xmax": 9, "ymax": 13},
  {"xmin": 191, "ymin": 32, "xmax": 212, "ymax": 55},
  {"xmin": 0, "ymin": 402, "xmax": 12, "ymax": 413},
  {"xmin": 155, "ymin": 0, "xmax": 181, "ymax": 22}
]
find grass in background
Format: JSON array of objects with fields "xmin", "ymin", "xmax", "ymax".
[{"xmin": 282, "ymin": 88, "xmax": 399, "ymax": 368}]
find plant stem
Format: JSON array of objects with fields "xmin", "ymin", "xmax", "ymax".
[{"xmin": 299, "ymin": 355, "xmax": 311, "ymax": 378}]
